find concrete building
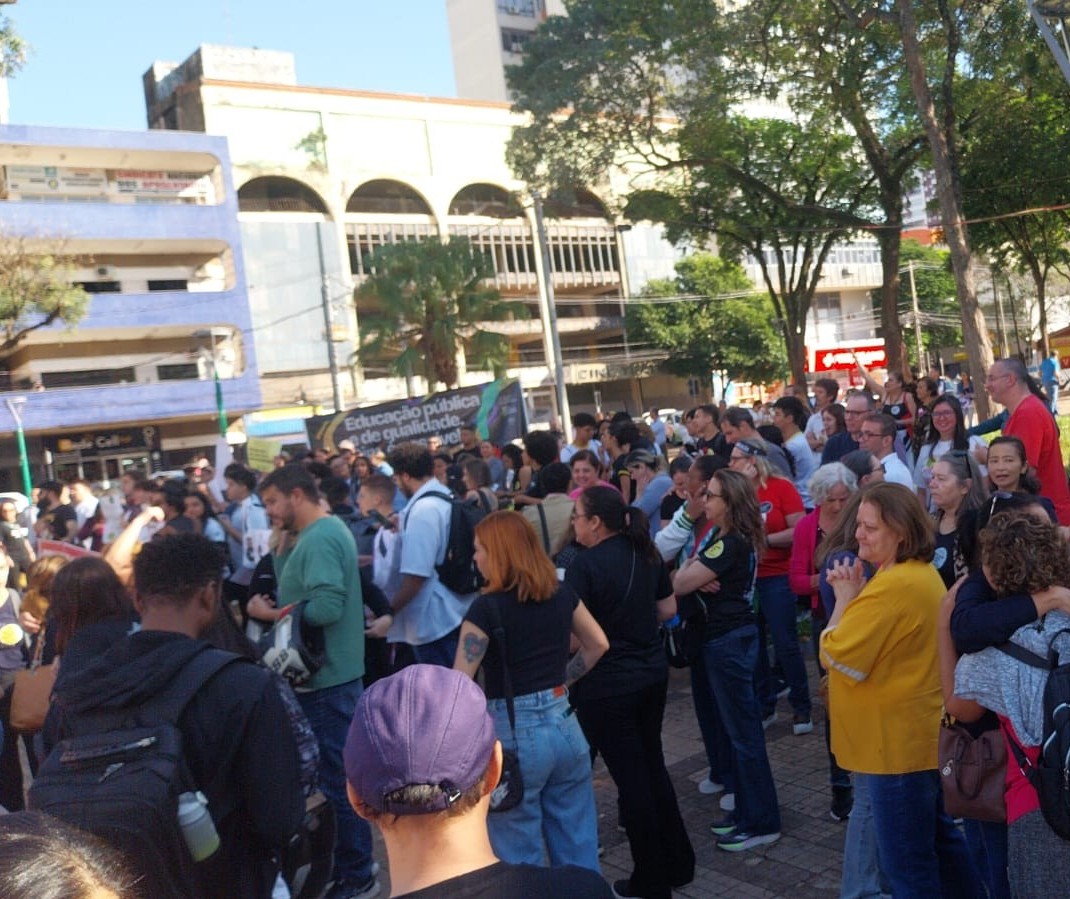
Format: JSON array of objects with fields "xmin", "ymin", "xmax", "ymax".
[
  {"xmin": 143, "ymin": 45, "xmax": 683, "ymax": 423},
  {"xmin": 0, "ymin": 124, "xmax": 260, "ymax": 486},
  {"xmin": 445, "ymin": 0, "xmax": 567, "ymax": 104}
]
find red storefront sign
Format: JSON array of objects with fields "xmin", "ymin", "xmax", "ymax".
[{"xmin": 807, "ymin": 342, "xmax": 887, "ymax": 373}]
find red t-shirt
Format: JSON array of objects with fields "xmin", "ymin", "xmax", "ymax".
[
  {"xmin": 1004, "ymin": 394, "xmax": 1070, "ymax": 525},
  {"xmin": 1001, "ymin": 717, "xmax": 1040, "ymax": 825},
  {"xmin": 757, "ymin": 476, "xmax": 804, "ymax": 578}
]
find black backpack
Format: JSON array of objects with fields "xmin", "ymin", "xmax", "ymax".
[
  {"xmin": 29, "ymin": 648, "xmax": 241, "ymax": 898},
  {"xmin": 411, "ymin": 491, "xmax": 488, "ymax": 595},
  {"xmin": 1000, "ymin": 629, "xmax": 1070, "ymax": 840}
]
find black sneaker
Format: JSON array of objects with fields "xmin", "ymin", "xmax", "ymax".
[
  {"xmin": 709, "ymin": 815, "xmax": 737, "ymax": 836},
  {"xmin": 611, "ymin": 879, "xmax": 641, "ymax": 899},
  {"xmin": 717, "ymin": 830, "xmax": 780, "ymax": 852},
  {"xmin": 830, "ymin": 785, "xmax": 853, "ymax": 822}
]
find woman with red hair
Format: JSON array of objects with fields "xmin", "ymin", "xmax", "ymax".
[{"xmin": 453, "ymin": 510, "xmax": 609, "ymax": 873}]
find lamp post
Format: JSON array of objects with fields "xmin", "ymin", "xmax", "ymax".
[
  {"xmin": 5, "ymin": 396, "xmax": 31, "ymax": 497},
  {"xmin": 530, "ymin": 190, "xmax": 572, "ymax": 441},
  {"xmin": 194, "ymin": 329, "xmax": 228, "ymax": 439}
]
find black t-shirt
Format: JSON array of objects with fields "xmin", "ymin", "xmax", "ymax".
[
  {"xmin": 660, "ymin": 492, "xmax": 686, "ymax": 523},
  {"xmin": 564, "ymin": 534, "xmax": 670, "ymax": 703},
  {"xmin": 695, "ymin": 531, "xmax": 757, "ymax": 638},
  {"xmin": 396, "ymin": 861, "xmax": 613, "ymax": 898},
  {"xmin": 0, "ymin": 521, "xmax": 31, "ymax": 567},
  {"xmin": 465, "ymin": 586, "xmax": 578, "ymax": 700},
  {"xmin": 41, "ymin": 502, "xmax": 77, "ymax": 540}
]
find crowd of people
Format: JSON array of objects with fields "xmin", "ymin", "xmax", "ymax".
[{"xmin": 0, "ymin": 355, "xmax": 1068, "ymax": 898}]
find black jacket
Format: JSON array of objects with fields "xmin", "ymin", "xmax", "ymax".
[{"xmin": 44, "ymin": 629, "xmax": 304, "ymax": 899}]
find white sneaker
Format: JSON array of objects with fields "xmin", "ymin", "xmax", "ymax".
[
  {"xmin": 698, "ymin": 776, "xmax": 725, "ymax": 795},
  {"xmin": 719, "ymin": 792, "xmax": 735, "ymax": 812},
  {"xmin": 761, "ymin": 712, "xmax": 777, "ymax": 730}
]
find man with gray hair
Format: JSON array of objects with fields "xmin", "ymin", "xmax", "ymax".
[{"xmin": 986, "ymin": 357, "xmax": 1070, "ymax": 524}]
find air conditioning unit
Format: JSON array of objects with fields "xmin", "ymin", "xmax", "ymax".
[{"xmin": 96, "ymin": 265, "xmax": 118, "ymax": 279}]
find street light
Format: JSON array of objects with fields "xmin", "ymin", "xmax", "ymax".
[
  {"xmin": 5, "ymin": 396, "xmax": 31, "ymax": 497},
  {"xmin": 194, "ymin": 329, "xmax": 228, "ymax": 439}
]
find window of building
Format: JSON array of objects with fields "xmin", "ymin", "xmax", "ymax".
[
  {"xmin": 347, "ymin": 180, "xmax": 433, "ymax": 216},
  {"xmin": 500, "ymin": 28, "xmax": 535, "ymax": 54},
  {"xmin": 497, "ymin": 0, "xmax": 541, "ymax": 16},
  {"xmin": 346, "ymin": 224, "xmax": 439, "ymax": 277},
  {"xmin": 238, "ymin": 177, "xmax": 328, "ymax": 214},
  {"xmin": 147, "ymin": 279, "xmax": 189, "ymax": 292},
  {"xmin": 812, "ymin": 292, "xmax": 842, "ymax": 323},
  {"xmin": 449, "ymin": 184, "xmax": 522, "ymax": 218},
  {"xmin": 75, "ymin": 281, "xmax": 121, "ymax": 293},
  {"xmin": 156, "ymin": 363, "xmax": 200, "ymax": 381},
  {"xmin": 40, "ymin": 367, "xmax": 137, "ymax": 389}
]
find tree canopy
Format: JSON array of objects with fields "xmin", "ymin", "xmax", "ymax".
[
  {"xmin": 354, "ymin": 238, "xmax": 527, "ymax": 389},
  {"xmin": 628, "ymin": 254, "xmax": 787, "ymax": 390},
  {"xmin": 0, "ymin": 235, "xmax": 90, "ymax": 355}
]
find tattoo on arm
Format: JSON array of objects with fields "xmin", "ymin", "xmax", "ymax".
[
  {"xmin": 565, "ymin": 653, "xmax": 588, "ymax": 686},
  {"xmin": 463, "ymin": 632, "xmax": 489, "ymax": 665}
]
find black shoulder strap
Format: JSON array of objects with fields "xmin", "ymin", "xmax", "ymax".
[
  {"xmin": 138, "ymin": 647, "xmax": 243, "ymax": 728},
  {"xmin": 478, "ymin": 490, "xmax": 495, "ymax": 515},
  {"xmin": 485, "ymin": 598, "xmax": 517, "ymax": 749},
  {"xmin": 996, "ymin": 641, "xmax": 1051, "ymax": 670},
  {"xmin": 535, "ymin": 503, "xmax": 551, "ymax": 555}
]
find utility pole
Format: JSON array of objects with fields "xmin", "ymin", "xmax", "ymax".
[
  {"xmin": 315, "ymin": 221, "xmax": 344, "ymax": 412},
  {"xmin": 531, "ymin": 191, "xmax": 571, "ymax": 441},
  {"xmin": 908, "ymin": 262, "xmax": 926, "ymax": 372},
  {"xmin": 991, "ymin": 275, "xmax": 1009, "ymax": 358}
]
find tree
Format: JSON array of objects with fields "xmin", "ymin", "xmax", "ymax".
[
  {"xmin": 731, "ymin": 0, "xmax": 928, "ymax": 379},
  {"xmin": 961, "ymin": 87, "xmax": 1070, "ymax": 358},
  {"xmin": 506, "ymin": 0, "xmax": 877, "ymax": 385},
  {"xmin": 354, "ymin": 238, "xmax": 527, "ymax": 389},
  {"xmin": 0, "ymin": 234, "xmax": 90, "ymax": 354},
  {"xmin": 881, "ymin": 239, "xmax": 961, "ymax": 370},
  {"xmin": 627, "ymin": 254, "xmax": 787, "ymax": 391},
  {"xmin": 0, "ymin": 9, "xmax": 27, "ymax": 78}
]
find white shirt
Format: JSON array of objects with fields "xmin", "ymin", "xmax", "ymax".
[
  {"xmin": 879, "ymin": 452, "xmax": 915, "ymax": 490},
  {"xmin": 560, "ymin": 438, "xmax": 603, "ymax": 465},
  {"xmin": 804, "ymin": 412, "xmax": 826, "ymax": 467}
]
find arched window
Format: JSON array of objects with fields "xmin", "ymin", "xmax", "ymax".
[
  {"xmin": 542, "ymin": 188, "xmax": 610, "ymax": 220},
  {"xmin": 237, "ymin": 177, "xmax": 328, "ymax": 214},
  {"xmin": 448, "ymin": 183, "xmax": 522, "ymax": 218},
  {"xmin": 347, "ymin": 180, "xmax": 433, "ymax": 215}
]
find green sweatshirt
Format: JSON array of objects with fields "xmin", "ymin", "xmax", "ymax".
[{"xmin": 275, "ymin": 514, "xmax": 364, "ymax": 691}]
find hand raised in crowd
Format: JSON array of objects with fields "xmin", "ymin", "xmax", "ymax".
[
  {"xmin": 247, "ymin": 593, "xmax": 282, "ymax": 623},
  {"xmin": 826, "ymin": 557, "xmax": 866, "ymax": 605}
]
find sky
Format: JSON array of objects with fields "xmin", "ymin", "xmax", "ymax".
[{"xmin": 4, "ymin": 0, "xmax": 457, "ymax": 131}]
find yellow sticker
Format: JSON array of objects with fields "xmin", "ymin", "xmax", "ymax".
[
  {"xmin": 703, "ymin": 539, "xmax": 725, "ymax": 560},
  {"xmin": 0, "ymin": 622, "xmax": 23, "ymax": 646}
]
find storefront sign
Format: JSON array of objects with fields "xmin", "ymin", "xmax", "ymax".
[
  {"xmin": 45, "ymin": 426, "xmax": 160, "ymax": 456},
  {"xmin": 307, "ymin": 379, "xmax": 526, "ymax": 454},
  {"xmin": 808, "ymin": 341, "xmax": 887, "ymax": 373},
  {"xmin": 3, "ymin": 165, "xmax": 109, "ymax": 197},
  {"xmin": 111, "ymin": 170, "xmax": 212, "ymax": 201}
]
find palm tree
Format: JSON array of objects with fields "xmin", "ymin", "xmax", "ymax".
[{"xmin": 354, "ymin": 237, "xmax": 527, "ymax": 389}]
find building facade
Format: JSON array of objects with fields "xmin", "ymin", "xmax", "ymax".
[
  {"xmin": 144, "ymin": 45, "xmax": 683, "ymax": 423},
  {"xmin": 0, "ymin": 124, "xmax": 260, "ymax": 486}
]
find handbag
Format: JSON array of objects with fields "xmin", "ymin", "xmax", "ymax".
[
  {"xmin": 938, "ymin": 713, "xmax": 1007, "ymax": 823},
  {"xmin": 485, "ymin": 598, "xmax": 524, "ymax": 814},
  {"xmin": 662, "ymin": 594, "xmax": 708, "ymax": 669},
  {"xmin": 10, "ymin": 626, "xmax": 57, "ymax": 734}
]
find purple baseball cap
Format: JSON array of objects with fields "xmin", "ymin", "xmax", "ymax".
[{"xmin": 344, "ymin": 664, "xmax": 497, "ymax": 815}]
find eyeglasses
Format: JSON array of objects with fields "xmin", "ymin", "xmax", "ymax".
[
  {"xmin": 570, "ymin": 511, "xmax": 587, "ymax": 522},
  {"xmin": 985, "ymin": 372, "xmax": 1011, "ymax": 384},
  {"xmin": 703, "ymin": 489, "xmax": 723, "ymax": 499}
]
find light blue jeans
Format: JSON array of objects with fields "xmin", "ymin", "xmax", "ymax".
[
  {"xmin": 841, "ymin": 773, "xmax": 888, "ymax": 899},
  {"xmin": 486, "ymin": 688, "xmax": 600, "ymax": 872}
]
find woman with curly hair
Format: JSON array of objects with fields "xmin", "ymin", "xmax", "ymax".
[{"xmin": 940, "ymin": 510, "xmax": 1070, "ymax": 898}]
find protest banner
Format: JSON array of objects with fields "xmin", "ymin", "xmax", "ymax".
[
  {"xmin": 37, "ymin": 540, "xmax": 100, "ymax": 560},
  {"xmin": 306, "ymin": 379, "xmax": 526, "ymax": 454},
  {"xmin": 246, "ymin": 437, "xmax": 282, "ymax": 473}
]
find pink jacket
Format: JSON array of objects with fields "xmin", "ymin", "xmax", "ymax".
[{"xmin": 789, "ymin": 508, "xmax": 822, "ymax": 608}]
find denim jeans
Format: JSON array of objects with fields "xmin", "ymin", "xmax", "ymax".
[
  {"xmin": 297, "ymin": 678, "xmax": 374, "ymax": 887},
  {"xmin": 812, "ymin": 612, "xmax": 850, "ymax": 789},
  {"xmin": 858, "ymin": 770, "xmax": 984, "ymax": 899},
  {"xmin": 840, "ymin": 773, "xmax": 888, "ymax": 899},
  {"xmin": 576, "ymin": 679, "xmax": 694, "ymax": 899},
  {"xmin": 486, "ymin": 688, "xmax": 599, "ymax": 872},
  {"xmin": 410, "ymin": 627, "xmax": 459, "ymax": 667},
  {"xmin": 963, "ymin": 818, "xmax": 1010, "ymax": 899},
  {"xmin": 702, "ymin": 624, "xmax": 781, "ymax": 835},
  {"xmin": 689, "ymin": 655, "xmax": 735, "ymax": 793},
  {"xmin": 754, "ymin": 574, "xmax": 811, "ymax": 719}
]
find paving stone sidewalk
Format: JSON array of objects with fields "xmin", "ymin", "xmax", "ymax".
[{"xmin": 369, "ymin": 661, "xmax": 847, "ymax": 898}]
